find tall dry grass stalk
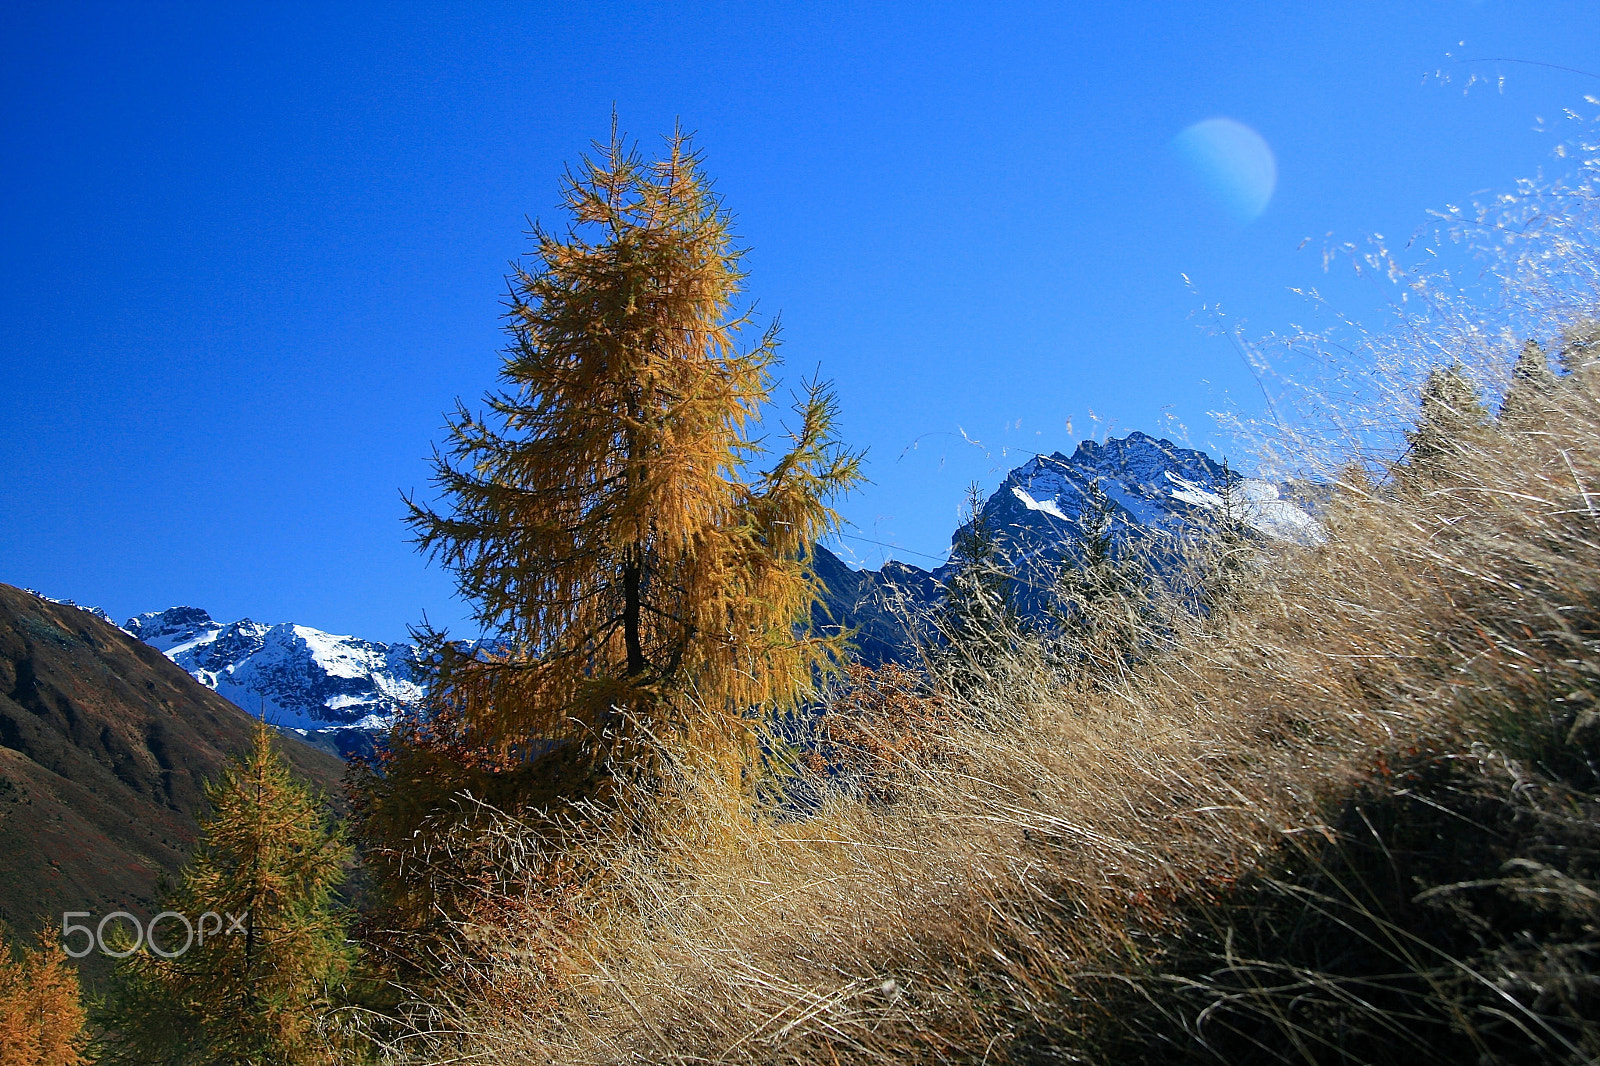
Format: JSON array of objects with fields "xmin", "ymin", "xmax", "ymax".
[{"xmin": 357, "ymin": 118, "xmax": 1600, "ymax": 1064}]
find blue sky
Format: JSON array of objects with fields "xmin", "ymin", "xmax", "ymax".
[{"xmin": 3, "ymin": 1, "xmax": 1598, "ymax": 642}]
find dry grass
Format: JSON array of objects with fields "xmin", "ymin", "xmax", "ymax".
[{"xmin": 353, "ymin": 372, "xmax": 1600, "ymax": 1063}]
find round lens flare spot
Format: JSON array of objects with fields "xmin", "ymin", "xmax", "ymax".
[{"xmin": 1173, "ymin": 118, "xmax": 1277, "ymax": 223}]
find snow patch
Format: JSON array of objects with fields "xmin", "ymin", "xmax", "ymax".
[
  {"xmin": 1098, "ymin": 478, "xmax": 1165, "ymax": 527},
  {"xmin": 1164, "ymin": 471, "xmax": 1325, "ymax": 546},
  {"xmin": 1011, "ymin": 485, "xmax": 1069, "ymax": 522},
  {"xmin": 1165, "ymin": 472, "xmax": 1223, "ymax": 509}
]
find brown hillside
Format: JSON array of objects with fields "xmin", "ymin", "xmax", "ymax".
[{"xmin": 0, "ymin": 583, "xmax": 345, "ymax": 954}]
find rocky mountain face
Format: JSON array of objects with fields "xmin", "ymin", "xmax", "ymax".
[
  {"xmin": 980, "ymin": 431, "xmax": 1321, "ymax": 554},
  {"xmin": 0, "ymin": 584, "xmax": 343, "ymax": 977},
  {"xmin": 815, "ymin": 432, "xmax": 1323, "ymax": 661},
  {"xmin": 809, "ymin": 546, "xmax": 941, "ymax": 666},
  {"xmin": 960, "ymin": 431, "xmax": 1320, "ymax": 597}
]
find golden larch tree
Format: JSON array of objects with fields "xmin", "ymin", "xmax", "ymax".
[
  {"xmin": 404, "ymin": 124, "xmax": 862, "ymax": 787},
  {"xmin": 0, "ymin": 926, "xmax": 87, "ymax": 1066},
  {"xmin": 105, "ymin": 720, "xmax": 353, "ymax": 1066}
]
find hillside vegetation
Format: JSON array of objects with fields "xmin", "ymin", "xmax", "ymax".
[
  {"xmin": 306, "ymin": 122, "xmax": 1600, "ymax": 1065},
  {"xmin": 342, "ymin": 343, "xmax": 1600, "ymax": 1064},
  {"xmin": 0, "ymin": 586, "xmax": 345, "ymax": 975}
]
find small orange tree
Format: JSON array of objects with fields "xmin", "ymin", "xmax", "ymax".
[
  {"xmin": 403, "ymin": 124, "xmax": 861, "ymax": 789},
  {"xmin": 809, "ymin": 661, "xmax": 956, "ymax": 804},
  {"xmin": 0, "ymin": 926, "xmax": 87, "ymax": 1066}
]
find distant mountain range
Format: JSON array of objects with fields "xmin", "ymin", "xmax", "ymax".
[
  {"xmin": 23, "ymin": 596, "xmax": 421, "ymax": 759},
  {"xmin": 122, "ymin": 608, "xmax": 422, "ymax": 759},
  {"xmin": 30, "ymin": 433, "xmax": 1319, "ymax": 754}
]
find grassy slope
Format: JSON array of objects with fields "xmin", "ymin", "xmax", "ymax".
[{"xmin": 356, "ymin": 363, "xmax": 1600, "ymax": 1065}]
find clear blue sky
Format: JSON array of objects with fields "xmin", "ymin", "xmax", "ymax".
[{"xmin": 4, "ymin": 1, "xmax": 1598, "ymax": 642}]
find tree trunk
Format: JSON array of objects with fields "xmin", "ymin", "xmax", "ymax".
[{"xmin": 623, "ymin": 557, "xmax": 646, "ymax": 679}]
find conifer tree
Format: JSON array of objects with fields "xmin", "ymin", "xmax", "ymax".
[
  {"xmin": 0, "ymin": 926, "xmax": 87, "ymax": 1066},
  {"xmin": 400, "ymin": 125, "xmax": 861, "ymax": 786},
  {"xmin": 106, "ymin": 720, "xmax": 353, "ymax": 1066},
  {"xmin": 1052, "ymin": 479, "xmax": 1155, "ymax": 683},
  {"xmin": 1191, "ymin": 458, "xmax": 1257, "ymax": 617},
  {"xmin": 937, "ymin": 482, "xmax": 1015, "ymax": 692},
  {"xmin": 1074, "ymin": 479, "xmax": 1118, "ymax": 574},
  {"xmin": 945, "ymin": 484, "xmax": 1011, "ymax": 626},
  {"xmin": 1499, "ymin": 339, "xmax": 1556, "ymax": 431},
  {"xmin": 1399, "ymin": 363, "xmax": 1492, "ymax": 483},
  {"xmin": 1558, "ymin": 317, "xmax": 1600, "ymax": 392},
  {"xmin": 1054, "ymin": 478, "xmax": 1120, "ymax": 621}
]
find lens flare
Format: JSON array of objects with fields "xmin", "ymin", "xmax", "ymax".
[{"xmin": 1173, "ymin": 117, "xmax": 1277, "ymax": 223}]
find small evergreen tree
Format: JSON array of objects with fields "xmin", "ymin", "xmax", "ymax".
[
  {"xmin": 1190, "ymin": 458, "xmax": 1257, "ymax": 618},
  {"xmin": 1499, "ymin": 339, "xmax": 1556, "ymax": 431},
  {"xmin": 1052, "ymin": 479, "xmax": 1155, "ymax": 685},
  {"xmin": 1558, "ymin": 316, "xmax": 1600, "ymax": 387},
  {"xmin": 1053, "ymin": 478, "xmax": 1115, "ymax": 639},
  {"xmin": 936, "ymin": 482, "xmax": 1016, "ymax": 694},
  {"xmin": 1399, "ymin": 364, "xmax": 1492, "ymax": 484},
  {"xmin": 105, "ymin": 720, "xmax": 353, "ymax": 1066},
  {"xmin": 0, "ymin": 925, "xmax": 87, "ymax": 1066}
]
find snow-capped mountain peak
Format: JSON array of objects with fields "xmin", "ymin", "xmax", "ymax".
[
  {"xmin": 977, "ymin": 432, "xmax": 1321, "ymax": 553},
  {"xmin": 124, "ymin": 607, "xmax": 423, "ymax": 736},
  {"xmin": 816, "ymin": 432, "xmax": 1327, "ymax": 664},
  {"xmin": 125, "ymin": 605, "xmax": 222, "ymax": 652}
]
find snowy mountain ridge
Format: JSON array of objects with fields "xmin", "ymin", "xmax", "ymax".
[
  {"xmin": 994, "ymin": 432, "xmax": 1323, "ymax": 552},
  {"xmin": 20, "ymin": 591, "xmax": 421, "ymax": 757},
  {"xmin": 121, "ymin": 606, "xmax": 423, "ymax": 750},
  {"xmin": 817, "ymin": 432, "xmax": 1323, "ymax": 662}
]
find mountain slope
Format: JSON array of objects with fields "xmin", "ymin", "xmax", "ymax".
[
  {"xmin": 0, "ymin": 583, "xmax": 344, "ymax": 961},
  {"xmin": 810, "ymin": 546, "xmax": 939, "ymax": 665}
]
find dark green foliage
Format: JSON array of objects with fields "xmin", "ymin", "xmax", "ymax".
[
  {"xmin": 1190, "ymin": 459, "xmax": 1258, "ymax": 618},
  {"xmin": 1050, "ymin": 479, "xmax": 1157, "ymax": 684},
  {"xmin": 345, "ymin": 677, "xmax": 592, "ymax": 983},
  {"xmin": 936, "ymin": 483, "xmax": 1017, "ymax": 691},
  {"xmin": 1401, "ymin": 364, "xmax": 1492, "ymax": 480}
]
